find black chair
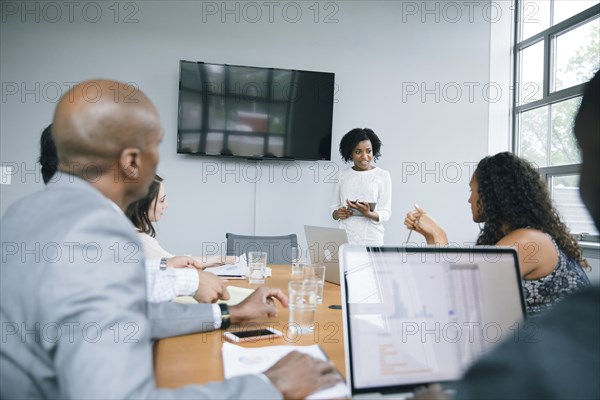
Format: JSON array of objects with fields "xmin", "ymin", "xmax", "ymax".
[{"xmin": 225, "ymin": 233, "xmax": 298, "ymax": 264}]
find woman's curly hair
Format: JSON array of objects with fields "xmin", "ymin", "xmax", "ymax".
[
  {"xmin": 474, "ymin": 152, "xmax": 588, "ymax": 268},
  {"xmin": 339, "ymin": 128, "xmax": 382, "ymax": 163}
]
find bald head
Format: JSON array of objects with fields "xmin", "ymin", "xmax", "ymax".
[
  {"xmin": 51, "ymin": 80, "xmax": 164, "ymax": 209},
  {"xmin": 52, "ymin": 80, "xmax": 162, "ymax": 175}
]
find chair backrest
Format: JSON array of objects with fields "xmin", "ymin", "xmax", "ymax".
[{"xmin": 225, "ymin": 233, "xmax": 298, "ymax": 264}]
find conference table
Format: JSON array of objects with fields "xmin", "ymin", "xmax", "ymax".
[{"xmin": 154, "ymin": 265, "xmax": 346, "ymax": 388}]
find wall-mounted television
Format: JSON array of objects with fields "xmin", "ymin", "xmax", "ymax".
[{"xmin": 177, "ymin": 60, "xmax": 334, "ymax": 161}]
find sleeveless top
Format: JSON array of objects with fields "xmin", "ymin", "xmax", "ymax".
[{"xmin": 523, "ymin": 238, "xmax": 590, "ymax": 317}]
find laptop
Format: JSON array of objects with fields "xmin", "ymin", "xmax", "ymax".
[
  {"xmin": 304, "ymin": 225, "xmax": 348, "ymax": 285},
  {"xmin": 339, "ymin": 245, "xmax": 526, "ymax": 398}
]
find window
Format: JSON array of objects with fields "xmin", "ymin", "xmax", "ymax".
[{"xmin": 514, "ymin": 0, "xmax": 600, "ymax": 242}]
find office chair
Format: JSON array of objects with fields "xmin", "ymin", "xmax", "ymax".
[{"xmin": 225, "ymin": 233, "xmax": 298, "ymax": 264}]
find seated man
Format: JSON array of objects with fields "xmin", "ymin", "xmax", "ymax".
[
  {"xmin": 39, "ymin": 124, "xmax": 228, "ymax": 304},
  {"xmin": 0, "ymin": 80, "xmax": 340, "ymax": 399}
]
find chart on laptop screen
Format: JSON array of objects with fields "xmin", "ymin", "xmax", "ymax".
[{"xmin": 343, "ymin": 247, "xmax": 524, "ymax": 389}]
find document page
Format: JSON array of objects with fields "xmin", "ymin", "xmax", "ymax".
[
  {"xmin": 205, "ymin": 255, "xmax": 248, "ymax": 278},
  {"xmin": 222, "ymin": 342, "xmax": 349, "ymax": 399},
  {"xmin": 204, "ymin": 255, "xmax": 273, "ymax": 278}
]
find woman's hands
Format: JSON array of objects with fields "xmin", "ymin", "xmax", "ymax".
[
  {"xmin": 333, "ymin": 206, "xmax": 353, "ymax": 221},
  {"xmin": 333, "ymin": 199, "xmax": 378, "ymax": 221},
  {"xmin": 346, "ymin": 200, "xmax": 379, "ymax": 221},
  {"xmin": 404, "ymin": 206, "xmax": 449, "ymax": 245}
]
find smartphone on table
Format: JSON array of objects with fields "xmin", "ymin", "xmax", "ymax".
[{"xmin": 223, "ymin": 327, "xmax": 283, "ymax": 343}]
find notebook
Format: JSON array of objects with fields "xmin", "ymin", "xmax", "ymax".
[
  {"xmin": 339, "ymin": 245, "xmax": 526, "ymax": 398},
  {"xmin": 304, "ymin": 225, "xmax": 349, "ymax": 285},
  {"xmin": 173, "ymin": 286, "xmax": 255, "ymax": 306}
]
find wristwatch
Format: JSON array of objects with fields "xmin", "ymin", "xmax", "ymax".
[
  {"xmin": 218, "ymin": 303, "xmax": 231, "ymax": 330},
  {"xmin": 159, "ymin": 257, "xmax": 168, "ymax": 271}
]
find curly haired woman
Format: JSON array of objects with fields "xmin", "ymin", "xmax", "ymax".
[
  {"xmin": 330, "ymin": 128, "xmax": 392, "ymax": 246},
  {"xmin": 404, "ymin": 152, "xmax": 590, "ymax": 317}
]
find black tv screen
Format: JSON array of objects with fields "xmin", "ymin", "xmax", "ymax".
[{"xmin": 177, "ymin": 60, "xmax": 334, "ymax": 161}]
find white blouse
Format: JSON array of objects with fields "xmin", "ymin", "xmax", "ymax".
[
  {"xmin": 329, "ymin": 166, "xmax": 392, "ymax": 246},
  {"xmin": 138, "ymin": 232, "xmax": 174, "ymax": 259}
]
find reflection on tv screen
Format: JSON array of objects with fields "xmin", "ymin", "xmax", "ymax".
[{"xmin": 177, "ymin": 60, "xmax": 334, "ymax": 161}]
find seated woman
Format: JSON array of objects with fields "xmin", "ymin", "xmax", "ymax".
[
  {"xmin": 404, "ymin": 152, "xmax": 590, "ymax": 317},
  {"xmin": 126, "ymin": 175, "xmax": 233, "ymax": 268}
]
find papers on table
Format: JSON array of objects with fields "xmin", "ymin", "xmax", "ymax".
[
  {"xmin": 222, "ymin": 342, "xmax": 349, "ymax": 399},
  {"xmin": 204, "ymin": 255, "xmax": 272, "ymax": 279},
  {"xmin": 205, "ymin": 255, "xmax": 248, "ymax": 278}
]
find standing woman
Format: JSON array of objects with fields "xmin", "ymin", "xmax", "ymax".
[{"xmin": 330, "ymin": 128, "xmax": 392, "ymax": 245}]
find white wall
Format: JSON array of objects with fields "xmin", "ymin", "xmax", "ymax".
[
  {"xmin": 1, "ymin": 1, "xmax": 501, "ymax": 256},
  {"xmin": 488, "ymin": 0, "xmax": 514, "ymax": 154}
]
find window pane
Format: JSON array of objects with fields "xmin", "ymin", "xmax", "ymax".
[
  {"xmin": 519, "ymin": 41, "xmax": 544, "ymax": 105},
  {"xmin": 552, "ymin": 175, "xmax": 600, "ymax": 235},
  {"xmin": 272, "ymin": 70, "xmax": 293, "ymax": 101},
  {"xmin": 550, "ymin": 97, "xmax": 583, "ymax": 165},
  {"xmin": 521, "ymin": 1, "xmax": 551, "ymax": 40},
  {"xmin": 519, "ymin": 106, "xmax": 549, "ymax": 167},
  {"xmin": 553, "ymin": 17, "xmax": 600, "ymax": 91},
  {"xmin": 553, "ymin": 0, "xmax": 599, "ymax": 25},
  {"xmin": 268, "ymin": 103, "xmax": 287, "ymax": 134}
]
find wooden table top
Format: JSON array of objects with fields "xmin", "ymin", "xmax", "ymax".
[{"xmin": 154, "ymin": 265, "xmax": 346, "ymax": 388}]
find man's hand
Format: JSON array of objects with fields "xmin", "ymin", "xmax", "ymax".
[
  {"xmin": 166, "ymin": 256, "xmax": 205, "ymax": 269},
  {"xmin": 264, "ymin": 352, "xmax": 342, "ymax": 399},
  {"xmin": 229, "ymin": 287, "xmax": 288, "ymax": 324},
  {"xmin": 193, "ymin": 271, "xmax": 230, "ymax": 303}
]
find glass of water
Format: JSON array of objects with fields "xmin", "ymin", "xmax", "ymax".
[
  {"xmin": 303, "ymin": 264, "xmax": 326, "ymax": 304},
  {"xmin": 291, "ymin": 246, "xmax": 305, "ymax": 275},
  {"xmin": 247, "ymin": 251, "xmax": 267, "ymax": 284},
  {"xmin": 288, "ymin": 280, "xmax": 318, "ymax": 333}
]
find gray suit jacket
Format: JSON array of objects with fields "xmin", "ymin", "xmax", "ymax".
[{"xmin": 0, "ymin": 175, "xmax": 281, "ymax": 399}]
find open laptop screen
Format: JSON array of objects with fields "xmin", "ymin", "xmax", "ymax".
[
  {"xmin": 304, "ymin": 225, "xmax": 348, "ymax": 285},
  {"xmin": 340, "ymin": 246, "xmax": 525, "ymax": 395}
]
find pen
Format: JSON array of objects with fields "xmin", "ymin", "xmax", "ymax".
[
  {"xmin": 406, "ymin": 229, "xmax": 413, "ymax": 244},
  {"xmin": 406, "ymin": 204, "xmax": 421, "ymax": 244}
]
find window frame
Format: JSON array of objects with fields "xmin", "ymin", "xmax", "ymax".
[{"xmin": 512, "ymin": 1, "xmax": 600, "ymax": 245}]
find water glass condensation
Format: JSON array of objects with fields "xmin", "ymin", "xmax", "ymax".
[
  {"xmin": 247, "ymin": 251, "xmax": 267, "ymax": 284},
  {"xmin": 288, "ymin": 280, "xmax": 318, "ymax": 333},
  {"xmin": 303, "ymin": 264, "xmax": 326, "ymax": 304}
]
